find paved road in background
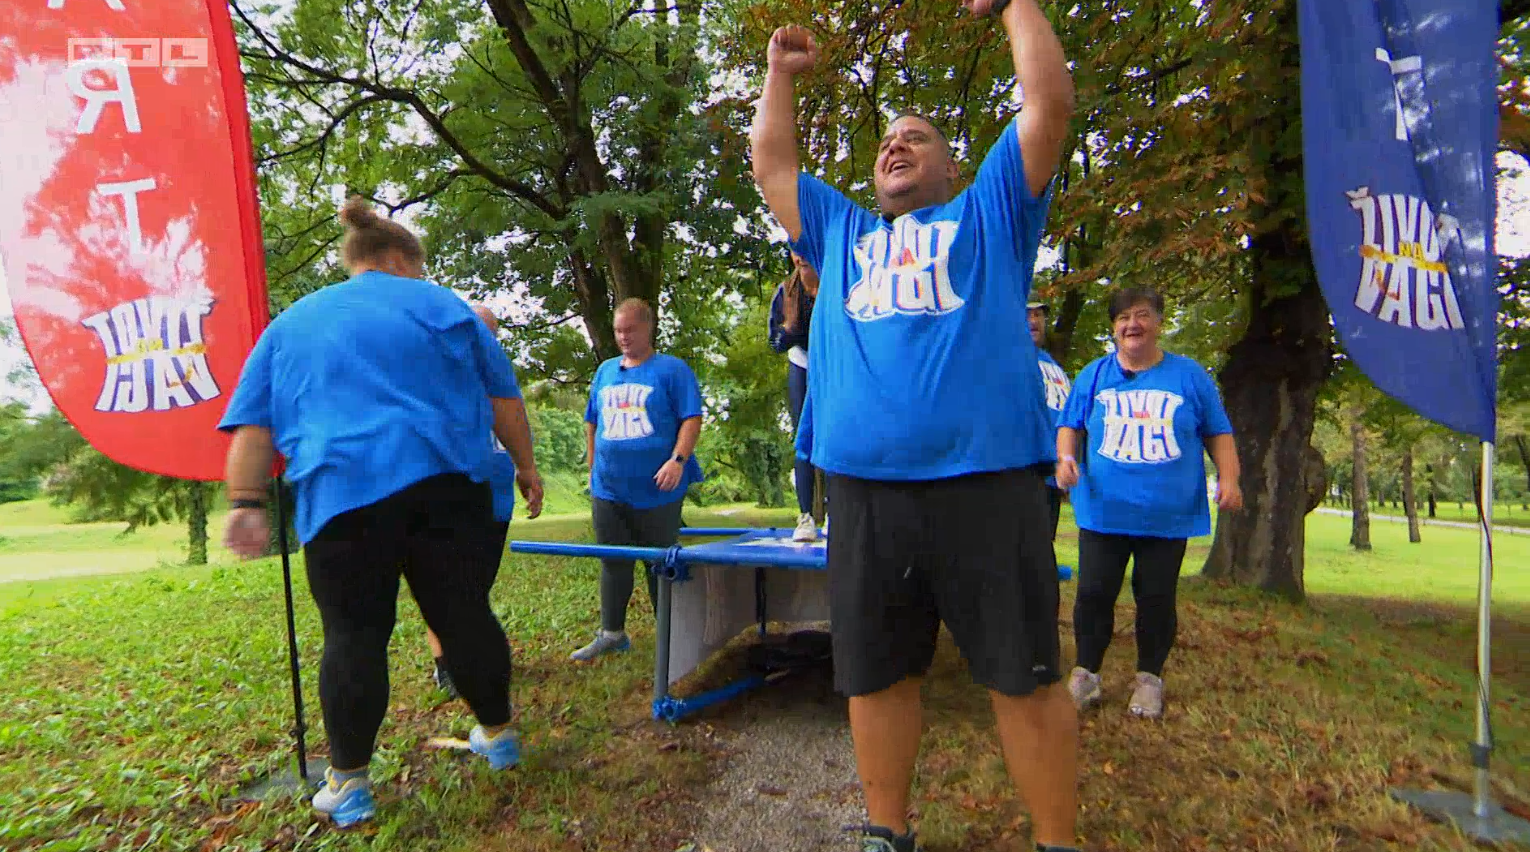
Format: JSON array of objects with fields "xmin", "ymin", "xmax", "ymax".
[{"xmin": 1315, "ymin": 506, "xmax": 1529, "ymax": 536}]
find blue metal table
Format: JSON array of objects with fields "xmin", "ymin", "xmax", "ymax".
[{"xmin": 510, "ymin": 527, "xmax": 1073, "ymax": 723}]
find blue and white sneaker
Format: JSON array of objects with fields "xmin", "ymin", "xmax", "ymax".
[
  {"xmin": 469, "ymin": 724, "xmax": 520, "ymax": 770},
  {"xmin": 569, "ymin": 631, "xmax": 631, "ymax": 661},
  {"xmin": 312, "ymin": 767, "xmax": 375, "ymax": 828}
]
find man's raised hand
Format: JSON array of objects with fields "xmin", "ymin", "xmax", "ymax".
[
  {"xmin": 961, "ymin": 0, "xmax": 1010, "ymax": 16},
  {"xmin": 767, "ymin": 26, "xmax": 819, "ymax": 76}
]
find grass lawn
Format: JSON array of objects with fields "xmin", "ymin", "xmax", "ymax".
[{"xmin": 0, "ymin": 499, "xmax": 1527, "ymax": 851}]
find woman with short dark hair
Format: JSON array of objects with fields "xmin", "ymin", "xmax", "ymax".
[{"xmin": 1054, "ymin": 287, "xmax": 1242, "ymax": 719}]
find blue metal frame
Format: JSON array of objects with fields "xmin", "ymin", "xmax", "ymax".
[{"xmin": 508, "ymin": 527, "xmax": 1072, "ymax": 723}]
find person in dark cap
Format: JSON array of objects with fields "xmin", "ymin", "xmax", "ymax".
[{"xmin": 1029, "ymin": 300, "xmax": 1072, "ymax": 543}]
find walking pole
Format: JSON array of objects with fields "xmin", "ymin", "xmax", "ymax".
[{"xmin": 274, "ymin": 484, "xmax": 311, "ymax": 784}]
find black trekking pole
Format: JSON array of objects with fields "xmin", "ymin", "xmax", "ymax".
[{"xmin": 237, "ymin": 483, "xmax": 327, "ymax": 801}]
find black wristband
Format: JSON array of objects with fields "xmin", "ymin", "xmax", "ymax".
[
  {"xmin": 231, "ymin": 499, "xmax": 267, "ymax": 510},
  {"xmin": 987, "ymin": 0, "xmax": 1014, "ymax": 17}
]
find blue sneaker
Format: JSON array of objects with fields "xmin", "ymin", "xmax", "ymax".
[
  {"xmin": 469, "ymin": 724, "xmax": 520, "ymax": 770},
  {"xmin": 569, "ymin": 631, "xmax": 631, "ymax": 661},
  {"xmin": 312, "ymin": 767, "xmax": 375, "ymax": 828}
]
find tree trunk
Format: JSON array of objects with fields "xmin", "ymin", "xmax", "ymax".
[
  {"xmin": 1349, "ymin": 412, "xmax": 1372, "ymax": 551},
  {"xmin": 1198, "ymin": 252, "xmax": 1331, "ymax": 600},
  {"xmin": 1401, "ymin": 447, "xmax": 1421, "ymax": 543},
  {"xmin": 1198, "ymin": 2, "xmax": 1331, "ymax": 600},
  {"xmin": 1426, "ymin": 464, "xmax": 1438, "ymax": 517},
  {"xmin": 1470, "ymin": 462, "xmax": 1484, "ymax": 519},
  {"xmin": 1514, "ymin": 435, "xmax": 1530, "ymax": 495},
  {"xmin": 1303, "ymin": 443, "xmax": 1327, "ymax": 515},
  {"xmin": 186, "ymin": 481, "xmax": 208, "ymax": 565}
]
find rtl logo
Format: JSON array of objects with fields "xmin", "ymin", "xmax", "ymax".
[{"xmin": 66, "ymin": 38, "xmax": 209, "ymax": 68}]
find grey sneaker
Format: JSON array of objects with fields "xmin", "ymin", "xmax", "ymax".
[
  {"xmin": 792, "ymin": 513, "xmax": 820, "ymax": 542},
  {"xmin": 1067, "ymin": 666, "xmax": 1102, "ymax": 711},
  {"xmin": 1128, "ymin": 671, "xmax": 1164, "ymax": 719},
  {"xmin": 569, "ymin": 631, "xmax": 631, "ymax": 662},
  {"xmin": 850, "ymin": 825, "xmax": 919, "ymax": 852}
]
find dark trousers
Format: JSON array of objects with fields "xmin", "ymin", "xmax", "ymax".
[
  {"xmin": 591, "ymin": 497, "xmax": 685, "ymax": 632},
  {"xmin": 1046, "ymin": 485, "xmax": 1064, "ymax": 542},
  {"xmin": 303, "ymin": 473, "xmax": 512, "ymax": 771},
  {"xmin": 787, "ymin": 362, "xmax": 815, "ymax": 515},
  {"xmin": 1072, "ymin": 528, "xmax": 1189, "ymax": 677}
]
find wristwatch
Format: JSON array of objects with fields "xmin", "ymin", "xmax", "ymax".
[
  {"xmin": 986, "ymin": 0, "xmax": 1013, "ymax": 17},
  {"xmin": 673, "ymin": 453, "xmax": 688, "ymax": 464}
]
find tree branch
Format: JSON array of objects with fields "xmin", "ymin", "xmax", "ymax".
[{"xmin": 231, "ymin": 0, "xmax": 565, "ymax": 219}]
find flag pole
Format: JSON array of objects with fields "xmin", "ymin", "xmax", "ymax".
[
  {"xmin": 1390, "ymin": 441, "xmax": 1529, "ymax": 842},
  {"xmin": 1471, "ymin": 441, "xmax": 1495, "ymax": 819}
]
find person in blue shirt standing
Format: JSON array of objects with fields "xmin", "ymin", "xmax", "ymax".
[
  {"xmin": 218, "ymin": 198, "xmax": 545, "ymax": 828},
  {"xmin": 1029, "ymin": 300, "xmax": 1073, "ymax": 542},
  {"xmin": 768, "ymin": 251, "xmax": 822, "ymax": 542},
  {"xmin": 749, "ymin": 2, "xmax": 1081, "ymax": 851},
  {"xmin": 1054, "ymin": 287, "xmax": 1243, "ymax": 721},
  {"xmin": 570, "ymin": 297, "xmax": 705, "ymax": 662},
  {"xmin": 423, "ymin": 303, "xmax": 519, "ymax": 700}
]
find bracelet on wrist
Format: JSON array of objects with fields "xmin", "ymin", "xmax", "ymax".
[{"xmin": 231, "ymin": 499, "xmax": 267, "ymax": 510}]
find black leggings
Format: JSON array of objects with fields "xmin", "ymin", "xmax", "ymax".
[
  {"xmin": 1072, "ymin": 528, "xmax": 1188, "ymax": 677},
  {"xmin": 787, "ymin": 362, "xmax": 815, "ymax": 515},
  {"xmin": 591, "ymin": 497, "xmax": 685, "ymax": 632},
  {"xmin": 303, "ymin": 473, "xmax": 511, "ymax": 771}
]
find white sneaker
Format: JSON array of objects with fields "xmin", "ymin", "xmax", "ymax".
[
  {"xmin": 1067, "ymin": 666, "xmax": 1102, "ymax": 711},
  {"xmin": 1128, "ymin": 672, "xmax": 1164, "ymax": 719},
  {"xmin": 792, "ymin": 513, "xmax": 819, "ymax": 542}
]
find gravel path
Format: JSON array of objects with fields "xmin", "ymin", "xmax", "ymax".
[{"xmin": 685, "ymin": 657, "xmax": 866, "ymax": 852}]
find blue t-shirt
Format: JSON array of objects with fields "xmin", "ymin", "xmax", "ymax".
[
  {"xmin": 488, "ymin": 434, "xmax": 516, "ymax": 523},
  {"xmin": 789, "ymin": 116, "xmax": 1056, "ymax": 479},
  {"xmin": 1038, "ymin": 349, "xmax": 1072, "ymax": 488},
  {"xmin": 584, "ymin": 353, "xmax": 705, "ymax": 509},
  {"xmin": 218, "ymin": 271, "xmax": 521, "ymax": 544},
  {"xmin": 1057, "ymin": 351, "xmax": 1233, "ymax": 539}
]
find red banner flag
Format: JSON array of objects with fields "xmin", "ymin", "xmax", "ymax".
[{"xmin": 0, "ymin": 0, "xmax": 269, "ymax": 481}]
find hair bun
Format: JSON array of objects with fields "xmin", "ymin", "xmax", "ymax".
[{"xmin": 338, "ymin": 195, "xmax": 377, "ymax": 228}]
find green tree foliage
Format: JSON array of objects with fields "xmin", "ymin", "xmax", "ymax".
[
  {"xmin": 43, "ymin": 446, "xmax": 214, "ymax": 564},
  {"xmin": 526, "ymin": 405, "xmax": 587, "ymax": 473},
  {"xmin": 233, "ymin": 0, "xmax": 761, "ymax": 385}
]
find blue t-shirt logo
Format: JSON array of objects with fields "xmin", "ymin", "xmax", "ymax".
[
  {"xmin": 1095, "ymin": 388, "xmax": 1187, "ymax": 464},
  {"xmin": 1040, "ymin": 358, "xmax": 1070, "ymax": 413},
  {"xmin": 599, "ymin": 383, "xmax": 657, "ymax": 440},
  {"xmin": 847, "ymin": 218, "xmax": 964, "ymax": 321}
]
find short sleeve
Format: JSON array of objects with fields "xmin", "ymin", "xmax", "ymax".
[
  {"xmin": 789, "ymin": 173, "xmax": 860, "ymax": 274},
  {"xmin": 968, "ymin": 116, "xmax": 1052, "ymax": 260},
  {"xmin": 217, "ymin": 329, "xmax": 275, "ymax": 431},
  {"xmin": 1192, "ymin": 361, "xmax": 1234, "ymax": 437},
  {"xmin": 668, "ymin": 358, "xmax": 704, "ymax": 420},
  {"xmin": 1057, "ymin": 359, "xmax": 1097, "ymax": 430},
  {"xmin": 470, "ymin": 319, "xmax": 520, "ymax": 400}
]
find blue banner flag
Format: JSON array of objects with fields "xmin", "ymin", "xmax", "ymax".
[{"xmin": 1299, "ymin": 0, "xmax": 1501, "ymax": 441}]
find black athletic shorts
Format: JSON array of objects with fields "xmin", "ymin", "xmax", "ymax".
[{"xmin": 826, "ymin": 467, "xmax": 1062, "ymax": 698}]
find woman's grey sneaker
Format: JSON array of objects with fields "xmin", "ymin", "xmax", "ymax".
[
  {"xmin": 432, "ymin": 660, "xmax": 460, "ymax": 699},
  {"xmin": 570, "ymin": 630, "xmax": 631, "ymax": 661},
  {"xmin": 1067, "ymin": 666, "xmax": 1102, "ymax": 711},
  {"xmin": 1129, "ymin": 671, "xmax": 1164, "ymax": 719},
  {"xmin": 792, "ymin": 512, "xmax": 820, "ymax": 542},
  {"xmin": 849, "ymin": 825, "xmax": 919, "ymax": 852}
]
